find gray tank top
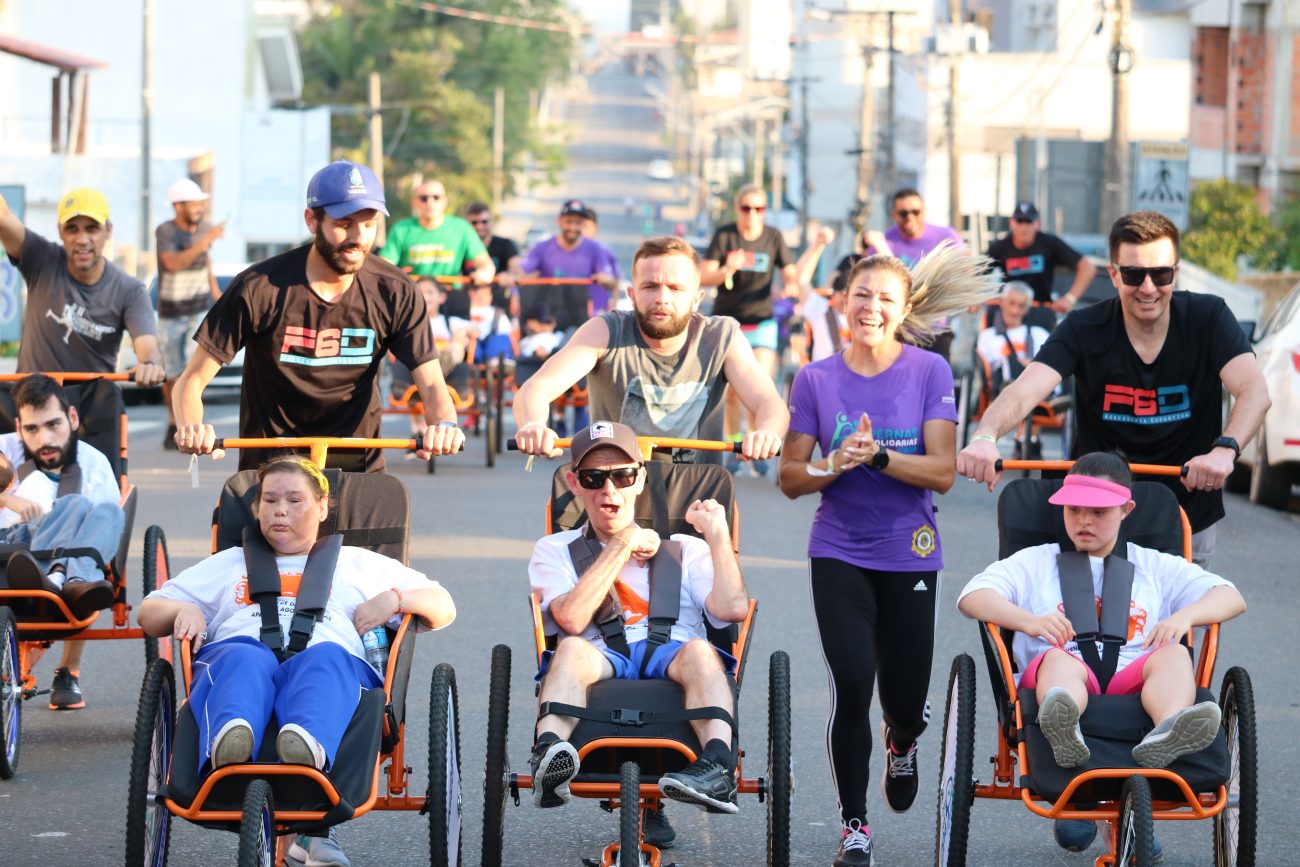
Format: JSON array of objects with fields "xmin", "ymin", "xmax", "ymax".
[{"xmin": 588, "ymin": 310, "xmax": 736, "ymax": 463}]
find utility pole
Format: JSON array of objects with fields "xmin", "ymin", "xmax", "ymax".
[
  {"xmin": 367, "ymin": 72, "xmax": 386, "ymax": 245},
  {"xmin": 1104, "ymin": 0, "xmax": 1133, "ymax": 231},
  {"xmin": 140, "ymin": 0, "xmax": 154, "ymax": 263},
  {"xmin": 947, "ymin": 0, "xmax": 961, "ymax": 231},
  {"xmin": 799, "ymin": 74, "xmax": 813, "ymax": 250},
  {"xmin": 854, "ymin": 39, "xmax": 875, "ymax": 232},
  {"xmin": 753, "ymin": 115, "xmax": 766, "ymax": 187},
  {"xmin": 884, "ymin": 12, "xmax": 897, "ymax": 197},
  {"xmin": 492, "ymin": 85, "xmax": 505, "ymax": 212}
]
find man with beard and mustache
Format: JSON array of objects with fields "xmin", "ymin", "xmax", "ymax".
[
  {"xmin": 0, "ymin": 374, "xmax": 125, "ymax": 710},
  {"xmin": 514, "ymin": 235, "xmax": 785, "ymax": 467},
  {"xmin": 172, "ymin": 161, "xmax": 465, "ymax": 471}
]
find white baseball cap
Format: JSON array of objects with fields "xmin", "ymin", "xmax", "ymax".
[{"xmin": 167, "ymin": 178, "xmax": 209, "ymax": 204}]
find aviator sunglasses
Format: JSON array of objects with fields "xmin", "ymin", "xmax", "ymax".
[
  {"xmin": 575, "ymin": 465, "xmax": 643, "ymax": 490},
  {"xmin": 1115, "ymin": 265, "xmax": 1178, "ymax": 287}
]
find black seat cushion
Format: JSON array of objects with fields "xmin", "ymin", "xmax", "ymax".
[
  {"xmin": 569, "ymin": 679, "xmax": 706, "ymax": 780},
  {"xmin": 1018, "ymin": 686, "xmax": 1228, "ymax": 805}
]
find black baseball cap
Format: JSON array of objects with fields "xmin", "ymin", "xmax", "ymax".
[
  {"xmin": 560, "ymin": 199, "xmax": 592, "ymax": 219},
  {"xmin": 1011, "ymin": 201, "xmax": 1039, "ymax": 222}
]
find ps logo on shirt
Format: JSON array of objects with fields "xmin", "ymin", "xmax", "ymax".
[{"xmin": 280, "ymin": 325, "xmax": 377, "ymax": 367}]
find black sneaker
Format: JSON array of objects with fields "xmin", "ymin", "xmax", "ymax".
[
  {"xmin": 163, "ymin": 425, "xmax": 179, "ymax": 451},
  {"xmin": 642, "ymin": 805, "xmax": 676, "ymax": 849},
  {"xmin": 833, "ymin": 819, "xmax": 875, "ymax": 866},
  {"xmin": 658, "ymin": 757, "xmax": 738, "ymax": 814},
  {"xmin": 49, "ymin": 666, "xmax": 85, "ymax": 710},
  {"xmin": 879, "ymin": 721, "xmax": 919, "ymax": 812},
  {"xmin": 528, "ymin": 739, "xmax": 579, "ymax": 808}
]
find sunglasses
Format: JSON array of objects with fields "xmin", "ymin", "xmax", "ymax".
[
  {"xmin": 469, "ymin": 218, "xmax": 491, "ymax": 225},
  {"xmin": 895, "ymin": 209, "xmax": 922, "ymax": 218},
  {"xmin": 417, "ymin": 194, "xmax": 444, "ymax": 202},
  {"xmin": 1115, "ymin": 265, "xmax": 1178, "ymax": 287},
  {"xmin": 1011, "ymin": 217, "xmax": 1035, "ymax": 224},
  {"xmin": 739, "ymin": 204, "xmax": 766, "ymax": 213},
  {"xmin": 575, "ymin": 465, "xmax": 642, "ymax": 490}
]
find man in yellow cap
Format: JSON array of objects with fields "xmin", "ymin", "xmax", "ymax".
[{"xmin": 0, "ymin": 188, "xmax": 164, "ymax": 384}]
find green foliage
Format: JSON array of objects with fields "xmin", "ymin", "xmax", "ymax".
[
  {"xmin": 1263, "ymin": 194, "xmax": 1300, "ymax": 271},
  {"xmin": 297, "ymin": 0, "xmax": 572, "ymax": 211},
  {"xmin": 1182, "ymin": 179, "xmax": 1281, "ymax": 280}
]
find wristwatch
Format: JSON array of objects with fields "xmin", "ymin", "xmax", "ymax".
[
  {"xmin": 1212, "ymin": 436, "xmax": 1241, "ymax": 461},
  {"xmin": 869, "ymin": 448, "xmax": 890, "ymax": 470}
]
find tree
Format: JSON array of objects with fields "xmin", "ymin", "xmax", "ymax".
[
  {"xmin": 1263, "ymin": 194, "xmax": 1300, "ymax": 271},
  {"xmin": 1181, "ymin": 179, "xmax": 1281, "ymax": 280},
  {"xmin": 297, "ymin": 0, "xmax": 572, "ymax": 210}
]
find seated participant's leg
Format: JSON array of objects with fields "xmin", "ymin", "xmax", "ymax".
[
  {"xmin": 1130, "ymin": 643, "xmax": 1221, "ymax": 768},
  {"xmin": 1021, "ymin": 648, "xmax": 1095, "ymax": 768},
  {"xmin": 530, "ymin": 636, "xmax": 614, "ymax": 807},
  {"xmin": 658, "ymin": 638, "xmax": 739, "ymax": 814},
  {"xmin": 189, "ymin": 638, "xmax": 279, "ymax": 773},
  {"xmin": 273, "ymin": 641, "xmax": 382, "ymax": 770}
]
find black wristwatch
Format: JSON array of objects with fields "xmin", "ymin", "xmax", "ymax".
[
  {"xmin": 1212, "ymin": 436, "xmax": 1241, "ymax": 461},
  {"xmin": 869, "ymin": 448, "xmax": 891, "ymax": 470}
]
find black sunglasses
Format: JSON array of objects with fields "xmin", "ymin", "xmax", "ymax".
[
  {"xmin": 739, "ymin": 204, "xmax": 766, "ymax": 213},
  {"xmin": 575, "ymin": 465, "xmax": 642, "ymax": 490},
  {"xmin": 1115, "ymin": 265, "xmax": 1177, "ymax": 287},
  {"xmin": 895, "ymin": 208, "xmax": 922, "ymax": 218},
  {"xmin": 417, "ymin": 194, "xmax": 444, "ymax": 202},
  {"xmin": 469, "ymin": 218, "xmax": 491, "ymax": 225}
]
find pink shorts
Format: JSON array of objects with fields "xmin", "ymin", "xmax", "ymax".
[{"xmin": 1020, "ymin": 647, "xmax": 1155, "ymax": 696}]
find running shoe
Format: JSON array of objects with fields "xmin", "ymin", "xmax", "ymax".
[
  {"xmin": 658, "ymin": 757, "xmax": 738, "ymax": 814},
  {"xmin": 879, "ymin": 721, "xmax": 919, "ymax": 812},
  {"xmin": 529, "ymin": 738, "xmax": 579, "ymax": 807},
  {"xmin": 277, "ymin": 723, "xmax": 326, "ymax": 769},
  {"xmin": 285, "ymin": 827, "xmax": 350, "ymax": 867},
  {"xmin": 642, "ymin": 805, "xmax": 676, "ymax": 849},
  {"xmin": 1132, "ymin": 701, "xmax": 1221, "ymax": 768},
  {"xmin": 832, "ymin": 819, "xmax": 875, "ymax": 866},
  {"xmin": 211, "ymin": 718, "xmax": 254, "ymax": 768},
  {"xmin": 48, "ymin": 666, "xmax": 85, "ymax": 710},
  {"xmin": 1038, "ymin": 687, "xmax": 1091, "ymax": 768}
]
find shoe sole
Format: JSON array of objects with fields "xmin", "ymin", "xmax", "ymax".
[
  {"xmin": 533, "ymin": 742, "xmax": 579, "ymax": 808},
  {"xmin": 277, "ymin": 729, "xmax": 319, "ymax": 767},
  {"xmin": 48, "ymin": 698, "xmax": 85, "ymax": 710},
  {"xmin": 1038, "ymin": 690, "xmax": 1090, "ymax": 768},
  {"xmin": 1132, "ymin": 702, "xmax": 1221, "ymax": 769},
  {"xmin": 214, "ymin": 724, "xmax": 254, "ymax": 767},
  {"xmin": 878, "ymin": 721, "xmax": 919, "ymax": 813},
  {"xmin": 657, "ymin": 777, "xmax": 739, "ymax": 814}
]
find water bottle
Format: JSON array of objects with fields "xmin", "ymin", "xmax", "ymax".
[{"xmin": 362, "ymin": 627, "xmax": 390, "ymax": 676}]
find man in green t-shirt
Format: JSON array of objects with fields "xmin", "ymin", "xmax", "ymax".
[{"xmin": 378, "ymin": 179, "xmax": 494, "ymax": 317}]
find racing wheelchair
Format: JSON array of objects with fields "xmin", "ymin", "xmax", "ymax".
[
  {"xmin": 0, "ymin": 372, "xmax": 143, "ymax": 780},
  {"xmin": 124, "ymin": 437, "xmax": 463, "ymax": 866},
  {"xmin": 936, "ymin": 460, "xmax": 1256, "ymax": 867},
  {"xmin": 483, "ymin": 436, "xmax": 792, "ymax": 867}
]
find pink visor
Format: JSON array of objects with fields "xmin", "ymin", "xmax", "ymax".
[{"xmin": 1048, "ymin": 474, "xmax": 1133, "ymax": 508}]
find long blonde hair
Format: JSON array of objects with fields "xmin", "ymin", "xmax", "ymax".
[{"xmin": 846, "ymin": 241, "xmax": 1001, "ymax": 345}]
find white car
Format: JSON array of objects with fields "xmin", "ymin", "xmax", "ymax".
[
  {"xmin": 647, "ymin": 159, "xmax": 674, "ymax": 181},
  {"xmin": 1233, "ymin": 281, "xmax": 1300, "ymax": 509}
]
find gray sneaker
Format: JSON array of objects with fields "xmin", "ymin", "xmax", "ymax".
[
  {"xmin": 1038, "ymin": 688, "xmax": 1090, "ymax": 768},
  {"xmin": 1132, "ymin": 701, "xmax": 1221, "ymax": 768},
  {"xmin": 284, "ymin": 827, "xmax": 349, "ymax": 867},
  {"xmin": 528, "ymin": 739, "xmax": 579, "ymax": 808}
]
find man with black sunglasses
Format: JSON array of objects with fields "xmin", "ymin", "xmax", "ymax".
[
  {"xmin": 465, "ymin": 201, "xmax": 520, "ymax": 315},
  {"xmin": 959, "ymin": 210, "xmax": 1270, "ymax": 571},
  {"xmin": 986, "ymin": 201, "xmax": 1097, "ymax": 313},
  {"xmin": 528, "ymin": 421, "xmax": 750, "ymax": 818},
  {"xmin": 378, "ymin": 179, "xmax": 494, "ymax": 318}
]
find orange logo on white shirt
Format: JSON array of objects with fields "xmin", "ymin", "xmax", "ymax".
[
  {"xmin": 613, "ymin": 581, "xmax": 649, "ymax": 626},
  {"xmin": 1055, "ymin": 597, "xmax": 1149, "ymax": 642},
  {"xmin": 233, "ymin": 573, "xmax": 304, "ymax": 606}
]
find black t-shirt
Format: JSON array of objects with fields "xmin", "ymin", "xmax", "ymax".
[
  {"xmin": 485, "ymin": 234, "xmax": 521, "ymax": 311},
  {"xmin": 195, "ymin": 245, "xmax": 436, "ymax": 472},
  {"xmin": 705, "ymin": 223, "xmax": 792, "ymax": 324},
  {"xmin": 986, "ymin": 232, "xmax": 1083, "ymax": 303},
  {"xmin": 1034, "ymin": 292, "xmax": 1252, "ymax": 532}
]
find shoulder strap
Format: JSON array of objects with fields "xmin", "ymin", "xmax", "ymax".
[
  {"xmin": 286, "ymin": 534, "xmax": 343, "ymax": 657},
  {"xmin": 243, "ymin": 527, "xmax": 288, "ymax": 659},
  {"xmin": 567, "ymin": 530, "xmax": 631, "ymax": 659},
  {"xmin": 826, "ymin": 307, "xmax": 842, "ymax": 352},
  {"xmin": 640, "ymin": 539, "xmax": 683, "ymax": 678},
  {"xmin": 13, "ymin": 459, "xmax": 78, "ymax": 494},
  {"xmin": 1056, "ymin": 550, "xmax": 1134, "ymax": 692}
]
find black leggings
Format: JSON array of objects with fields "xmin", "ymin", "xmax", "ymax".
[{"xmin": 809, "ymin": 557, "xmax": 938, "ymax": 823}]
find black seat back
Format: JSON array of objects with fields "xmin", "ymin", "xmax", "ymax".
[{"xmin": 0, "ymin": 377, "xmax": 126, "ymax": 479}]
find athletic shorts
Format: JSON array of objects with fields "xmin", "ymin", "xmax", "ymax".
[
  {"xmin": 536, "ymin": 638, "xmax": 737, "ymax": 682},
  {"xmin": 739, "ymin": 319, "xmax": 778, "ymax": 353},
  {"xmin": 1019, "ymin": 646, "xmax": 1157, "ymax": 696},
  {"xmin": 158, "ymin": 311, "xmax": 205, "ymax": 375}
]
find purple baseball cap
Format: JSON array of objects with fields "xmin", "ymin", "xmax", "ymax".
[{"xmin": 306, "ymin": 160, "xmax": 389, "ymax": 219}]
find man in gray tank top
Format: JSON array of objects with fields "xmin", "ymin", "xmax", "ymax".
[{"xmin": 514, "ymin": 236, "xmax": 786, "ymax": 465}]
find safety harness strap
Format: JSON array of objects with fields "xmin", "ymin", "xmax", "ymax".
[
  {"xmin": 17, "ymin": 460, "xmax": 82, "ymax": 497},
  {"xmin": 243, "ymin": 528, "xmax": 343, "ymax": 661},
  {"xmin": 1057, "ymin": 550, "xmax": 1134, "ymax": 693},
  {"xmin": 640, "ymin": 540, "xmax": 683, "ymax": 678}
]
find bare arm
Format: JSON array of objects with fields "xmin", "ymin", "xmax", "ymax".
[
  {"xmin": 173, "ymin": 347, "xmax": 225, "ymax": 455},
  {"xmin": 0, "ymin": 191, "xmax": 25, "ymax": 258},
  {"xmin": 158, "ymin": 224, "xmax": 223, "ymax": 272},
  {"xmin": 687, "ymin": 500, "xmax": 749, "ymax": 623},
  {"xmin": 411, "ymin": 359, "xmax": 467, "ymax": 457},
  {"xmin": 130, "ymin": 335, "xmax": 166, "ymax": 386},
  {"xmin": 138, "ymin": 597, "xmax": 202, "ymax": 638},
  {"xmin": 957, "ymin": 361, "xmax": 1064, "ymax": 489},
  {"xmin": 699, "ymin": 258, "xmax": 729, "ymax": 288},
  {"xmin": 467, "ymin": 252, "xmax": 495, "ymax": 287},
  {"xmin": 1054, "ymin": 258, "xmax": 1098, "ymax": 313},
  {"xmin": 353, "ymin": 585, "xmax": 457, "ymax": 633},
  {"xmin": 957, "ymin": 587, "xmax": 1039, "ymax": 632},
  {"xmin": 548, "ymin": 530, "xmax": 646, "ymax": 635},
  {"xmin": 878, "ymin": 418, "xmax": 958, "ymax": 494},
  {"xmin": 778, "ymin": 429, "xmax": 856, "ymax": 498},
  {"xmin": 721, "ymin": 332, "xmax": 788, "ymax": 459},
  {"xmin": 512, "ymin": 317, "xmax": 609, "ymax": 455},
  {"xmin": 1182, "ymin": 352, "xmax": 1271, "ymax": 490},
  {"xmin": 779, "ymin": 262, "xmax": 801, "ymax": 299},
  {"xmin": 1144, "ymin": 584, "xmax": 1247, "ymax": 649}
]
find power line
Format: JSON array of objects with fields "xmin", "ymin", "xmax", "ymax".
[{"xmin": 393, "ymin": 0, "xmax": 581, "ymax": 34}]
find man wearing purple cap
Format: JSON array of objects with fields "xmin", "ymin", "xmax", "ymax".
[{"xmin": 174, "ymin": 160, "xmax": 464, "ymax": 471}]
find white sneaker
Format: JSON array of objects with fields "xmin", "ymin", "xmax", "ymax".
[
  {"xmin": 211, "ymin": 718, "xmax": 254, "ymax": 768},
  {"xmin": 277, "ymin": 723, "xmax": 326, "ymax": 769},
  {"xmin": 1038, "ymin": 688, "xmax": 1091, "ymax": 768},
  {"xmin": 285, "ymin": 827, "xmax": 350, "ymax": 867}
]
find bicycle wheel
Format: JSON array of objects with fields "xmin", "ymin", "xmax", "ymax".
[
  {"xmin": 142, "ymin": 526, "xmax": 171, "ymax": 667},
  {"xmin": 619, "ymin": 761, "xmax": 642, "ymax": 867},
  {"xmin": 1116, "ymin": 775, "xmax": 1155, "ymax": 867},
  {"xmin": 935, "ymin": 654, "xmax": 976, "ymax": 867},
  {"xmin": 0, "ymin": 607, "xmax": 21, "ymax": 779},
  {"xmin": 766, "ymin": 651, "xmax": 791, "ymax": 867},
  {"xmin": 481, "ymin": 645, "xmax": 511, "ymax": 867},
  {"xmin": 427, "ymin": 663, "xmax": 462, "ymax": 867},
  {"xmin": 236, "ymin": 779, "xmax": 275, "ymax": 867},
  {"xmin": 125, "ymin": 658, "xmax": 175, "ymax": 866},
  {"xmin": 1215, "ymin": 667, "xmax": 1257, "ymax": 867}
]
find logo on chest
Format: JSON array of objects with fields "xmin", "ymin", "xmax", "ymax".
[
  {"xmin": 1101, "ymin": 384, "xmax": 1191, "ymax": 425},
  {"xmin": 279, "ymin": 325, "xmax": 377, "ymax": 367}
]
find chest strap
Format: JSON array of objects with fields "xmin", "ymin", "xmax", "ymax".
[
  {"xmin": 1057, "ymin": 550, "xmax": 1134, "ymax": 693},
  {"xmin": 243, "ymin": 528, "xmax": 343, "ymax": 662},
  {"xmin": 17, "ymin": 460, "xmax": 82, "ymax": 497}
]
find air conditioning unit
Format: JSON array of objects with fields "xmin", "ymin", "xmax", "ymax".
[{"xmin": 258, "ymin": 30, "xmax": 303, "ymax": 103}]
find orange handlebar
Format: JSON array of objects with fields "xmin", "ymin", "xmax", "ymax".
[
  {"xmin": 212, "ymin": 436, "xmax": 421, "ymax": 468},
  {"xmin": 515, "ymin": 277, "xmax": 598, "ymax": 286},
  {"xmin": 509, "ymin": 436, "xmax": 766, "ymax": 461},
  {"xmin": 996, "ymin": 460, "xmax": 1188, "ymax": 477},
  {"xmin": 0, "ymin": 371, "xmax": 134, "ymax": 383}
]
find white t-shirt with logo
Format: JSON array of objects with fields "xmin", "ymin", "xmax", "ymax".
[
  {"xmin": 530, "ymin": 529, "xmax": 729, "ymax": 647},
  {"xmin": 145, "ymin": 545, "xmax": 447, "ymax": 660},
  {"xmin": 957, "ymin": 542, "xmax": 1233, "ymax": 679},
  {"xmin": 0, "ymin": 433, "xmax": 120, "ymax": 527},
  {"xmin": 976, "ymin": 323, "xmax": 1052, "ymax": 382}
]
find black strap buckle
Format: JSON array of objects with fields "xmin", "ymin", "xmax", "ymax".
[
  {"xmin": 286, "ymin": 611, "xmax": 318, "ymax": 656},
  {"xmin": 610, "ymin": 708, "xmax": 646, "ymax": 727},
  {"xmin": 259, "ymin": 623, "xmax": 285, "ymax": 655}
]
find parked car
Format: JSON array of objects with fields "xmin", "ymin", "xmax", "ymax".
[
  {"xmin": 1229, "ymin": 281, "xmax": 1300, "ymax": 509},
  {"xmin": 647, "ymin": 159, "xmax": 674, "ymax": 181}
]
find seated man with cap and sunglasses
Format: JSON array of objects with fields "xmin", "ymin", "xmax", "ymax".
[{"xmin": 527, "ymin": 421, "xmax": 750, "ymax": 816}]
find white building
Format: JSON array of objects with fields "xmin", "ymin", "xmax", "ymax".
[{"xmin": 0, "ymin": 0, "xmax": 329, "ymax": 275}]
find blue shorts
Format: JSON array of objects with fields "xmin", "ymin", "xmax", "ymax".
[
  {"xmin": 536, "ymin": 638, "xmax": 738, "ymax": 682},
  {"xmin": 739, "ymin": 319, "xmax": 778, "ymax": 353},
  {"xmin": 158, "ymin": 311, "xmax": 205, "ymax": 375}
]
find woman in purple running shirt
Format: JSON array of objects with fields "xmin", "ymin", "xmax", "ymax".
[{"xmin": 778, "ymin": 244, "xmax": 998, "ymax": 866}]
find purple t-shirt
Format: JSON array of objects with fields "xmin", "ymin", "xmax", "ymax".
[
  {"xmin": 519, "ymin": 237, "xmax": 621, "ymax": 312},
  {"xmin": 788, "ymin": 346, "xmax": 958, "ymax": 571},
  {"xmin": 868, "ymin": 223, "xmax": 964, "ymax": 267}
]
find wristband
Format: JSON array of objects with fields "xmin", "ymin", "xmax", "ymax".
[
  {"xmin": 437, "ymin": 420, "xmax": 458, "ymax": 428},
  {"xmin": 971, "ymin": 434, "xmax": 997, "ymax": 446},
  {"xmin": 391, "ymin": 586, "xmax": 405, "ymax": 615}
]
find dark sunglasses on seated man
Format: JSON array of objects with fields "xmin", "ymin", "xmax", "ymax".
[
  {"xmin": 1115, "ymin": 264, "xmax": 1178, "ymax": 287},
  {"xmin": 575, "ymin": 465, "xmax": 643, "ymax": 490}
]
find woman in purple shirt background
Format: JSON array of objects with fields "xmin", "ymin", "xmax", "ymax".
[{"xmin": 778, "ymin": 244, "xmax": 998, "ymax": 866}]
